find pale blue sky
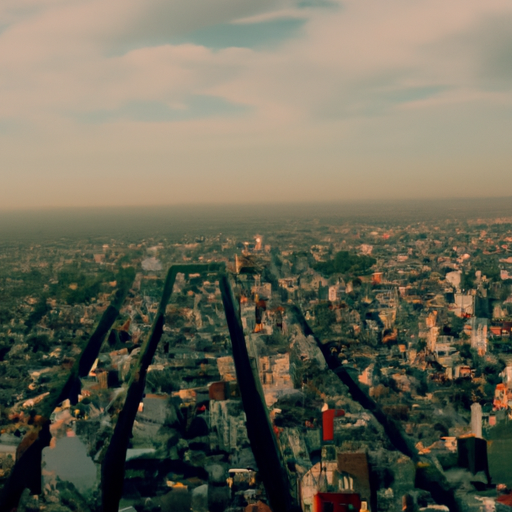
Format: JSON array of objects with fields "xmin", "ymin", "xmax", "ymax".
[{"xmin": 1, "ymin": 0, "xmax": 512, "ymax": 209}]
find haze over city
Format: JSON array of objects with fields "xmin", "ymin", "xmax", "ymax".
[
  {"xmin": 2, "ymin": 0, "xmax": 512, "ymax": 210},
  {"xmin": 4, "ymin": 3, "xmax": 512, "ymax": 512}
]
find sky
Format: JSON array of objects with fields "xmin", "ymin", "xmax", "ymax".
[{"xmin": 1, "ymin": 0, "xmax": 512, "ymax": 210}]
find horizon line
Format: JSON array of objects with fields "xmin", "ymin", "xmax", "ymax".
[{"xmin": 2, "ymin": 194, "xmax": 512, "ymax": 214}]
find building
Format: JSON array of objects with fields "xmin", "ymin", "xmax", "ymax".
[
  {"xmin": 300, "ymin": 451, "xmax": 372, "ymax": 512},
  {"xmin": 471, "ymin": 318, "xmax": 488, "ymax": 355}
]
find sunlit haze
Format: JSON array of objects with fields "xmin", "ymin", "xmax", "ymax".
[{"xmin": 1, "ymin": 0, "xmax": 512, "ymax": 209}]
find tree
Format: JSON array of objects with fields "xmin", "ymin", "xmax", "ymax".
[
  {"xmin": 313, "ymin": 303, "xmax": 336, "ymax": 333},
  {"xmin": 266, "ymin": 330, "xmax": 287, "ymax": 347},
  {"xmin": 25, "ymin": 299, "xmax": 49, "ymax": 333},
  {"xmin": 146, "ymin": 368, "xmax": 180, "ymax": 394},
  {"xmin": 459, "ymin": 343, "xmax": 472, "ymax": 360},
  {"xmin": 27, "ymin": 335, "xmax": 51, "ymax": 354},
  {"xmin": 315, "ymin": 251, "xmax": 376, "ymax": 277},
  {"xmin": 446, "ymin": 313, "xmax": 465, "ymax": 337},
  {"xmin": 450, "ymin": 378, "xmax": 481, "ymax": 411}
]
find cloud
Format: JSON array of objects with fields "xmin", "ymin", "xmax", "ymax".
[
  {"xmin": 1, "ymin": 0, "xmax": 512, "ymax": 208},
  {"xmin": 106, "ymin": 0, "xmax": 291, "ymax": 53},
  {"xmin": 75, "ymin": 96, "xmax": 251, "ymax": 124},
  {"xmin": 206, "ymin": 0, "xmax": 512, "ymax": 119},
  {"xmin": 443, "ymin": 13, "xmax": 512, "ymax": 90},
  {"xmin": 163, "ymin": 18, "xmax": 307, "ymax": 51},
  {"xmin": 232, "ymin": 9, "xmax": 310, "ymax": 25},
  {"xmin": 3, "ymin": 0, "xmax": 511, "ymax": 123}
]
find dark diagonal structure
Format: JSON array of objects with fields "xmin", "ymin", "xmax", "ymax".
[
  {"xmin": 0, "ymin": 264, "xmax": 294, "ymax": 512},
  {"xmin": 101, "ymin": 263, "xmax": 294, "ymax": 512},
  {"xmin": 0, "ymin": 276, "xmax": 133, "ymax": 512}
]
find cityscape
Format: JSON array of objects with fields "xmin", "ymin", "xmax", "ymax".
[
  {"xmin": 2, "ymin": 0, "xmax": 512, "ymax": 511},
  {"xmin": 1, "ymin": 201, "xmax": 512, "ymax": 512}
]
